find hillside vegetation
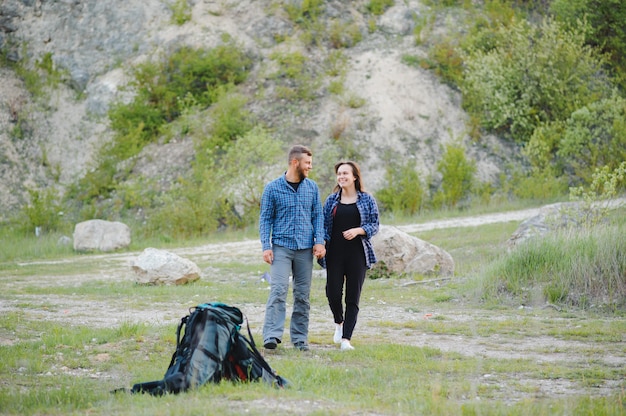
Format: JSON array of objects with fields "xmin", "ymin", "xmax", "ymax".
[{"xmin": 1, "ymin": 0, "xmax": 624, "ymax": 238}]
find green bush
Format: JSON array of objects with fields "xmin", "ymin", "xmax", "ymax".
[
  {"xmin": 551, "ymin": 0, "xmax": 626, "ymax": 90},
  {"xmin": 284, "ymin": 0, "xmax": 324, "ymax": 24},
  {"xmin": 325, "ymin": 50, "xmax": 348, "ymax": 77},
  {"xmin": 525, "ymin": 94, "xmax": 626, "ymax": 186},
  {"xmin": 568, "ymin": 161, "xmax": 626, "ymax": 228},
  {"xmin": 432, "ymin": 143, "xmax": 476, "ymax": 208},
  {"xmin": 556, "ymin": 94, "xmax": 626, "ymax": 184},
  {"xmin": 508, "ymin": 169, "xmax": 569, "ymax": 201},
  {"xmin": 169, "ymin": 0, "xmax": 192, "ymax": 25},
  {"xmin": 20, "ymin": 188, "xmax": 62, "ymax": 233},
  {"xmin": 144, "ymin": 126, "xmax": 282, "ymax": 238},
  {"xmin": 328, "ymin": 20, "xmax": 362, "ymax": 49},
  {"xmin": 214, "ymin": 126, "xmax": 284, "ymax": 224},
  {"xmin": 462, "ymin": 17, "xmax": 612, "ymax": 143},
  {"xmin": 35, "ymin": 52, "xmax": 65, "ymax": 88},
  {"xmin": 109, "ymin": 42, "xmax": 251, "ymax": 147},
  {"xmin": 368, "ymin": 260, "xmax": 395, "ymax": 279},
  {"xmin": 422, "ymin": 0, "xmax": 464, "ymax": 7},
  {"xmin": 70, "ymin": 43, "xmax": 252, "ymax": 206},
  {"xmin": 144, "ymin": 172, "xmax": 223, "ymax": 239},
  {"xmin": 366, "ymin": 0, "xmax": 394, "ymax": 16},
  {"xmin": 197, "ymin": 90, "xmax": 253, "ymax": 156},
  {"xmin": 68, "ymin": 123, "xmax": 145, "ymax": 203},
  {"xmin": 427, "ymin": 41, "xmax": 464, "ymax": 88},
  {"xmin": 270, "ymin": 50, "xmax": 319, "ymax": 101},
  {"xmin": 375, "ymin": 161, "xmax": 424, "ymax": 215},
  {"xmin": 5, "ymin": 50, "xmax": 66, "ymax": 100}
]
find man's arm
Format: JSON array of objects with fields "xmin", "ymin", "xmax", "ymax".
[
  {"xmin": 259, "ymin": 185, "xmax": 274, "ymax": 252},
  {"xmin": 311, "ymin": 184, "xmax": 326, "ymax": 259}
]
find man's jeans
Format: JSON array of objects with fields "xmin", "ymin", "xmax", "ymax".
[{"xmin": 263, "ymin": 246, "xmax": 313, "ymax": 345}]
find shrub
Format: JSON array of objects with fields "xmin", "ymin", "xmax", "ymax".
[
  {"xmin": 270, "ymin": 51, "xmax": 319, "ymax": 101},
  {"xmin": 568, "ymin": 161, "xmax": 626, "ymax": 228},
  {"xmin": 551, "ymin": 0, "xmax": 626, "ymax": 89},
  {"xmin": 328, "ymin": 20, "xmax": 362, "ymax": 49},
  {"xmin": 341, "ymin": 93, "xmax": 366, "ymax": 109},
  {"xmin": 376, "ymin": 161, "xmax": 424, "ymax": 215},
  {"xmin": 368, "ymin": 260, "xmax": 395, "ymax": 279},
  {"xmin": 215, "ymin": 126, "xmax": 284, "ymax": 224},
  {"xmin": 169, "ymin": 0, "xmax": 192, "ymax": 25},
  {"xmin": 462, "ymin": 17, "xmax": 612, "ymax": 143},
  {"xmin": 199, "ymin": 90, "xmax": 253, "ymax": 155},
  {"xmin": 427, "ymin": 41, "xmax": 464, "ymax": 88},
  {"xmin": 432, "ymin": 143, "xmax": 476, "ymax": 208},
  {"xmin": 71, "ymin": 42, "xmax": 252, "ymax": 206},
  {"xmin": 5, "ymin": 50, "xmax": 66, "ymax": 99},
  {"xmin": 366, "ymin": 0, "xmax": 394, "ymax": 16},
  {"xmin": 325, "ymin": 50, "xmax": 348, "ymax": 77},
  {"xmin": 35, "ymin": 52, "xmax": 65, "ymax": 88},
  {"xmin": 284, "ymin": 0, "xmax": 324, "ymax": 24},
  {"xmin": 110, "ymin": 42, "xmax": 251, "ymax": 145},
  {"xmin": 144, "ymin": 126, "xmax": 282, "ymax": 238},
  {"xmin": 509, "ymin": 169, "xmax": 569, "ymax": 201},
  {"xmin": 556, "ymin": 94, "xmax": 626, "ymax": 184},
  {"xmin": 144, "ymin": 173, "xmax": 223, "ymax": 239},
  {"xmin": 20, "ymin": 187, "xmax": 62, "ymax": 234},
  {"xmin": 526, "ymin": 94, "xmax": 626, "ymax": 186}
]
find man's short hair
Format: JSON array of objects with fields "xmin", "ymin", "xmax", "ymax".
[{"xmin": 288, "ymin": 145, "xmax": 312, "ymax": 163}]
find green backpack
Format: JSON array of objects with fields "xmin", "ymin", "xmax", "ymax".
[{"xmin": 125, "ymin": 302, "xmax": 288, "ymax": 395}]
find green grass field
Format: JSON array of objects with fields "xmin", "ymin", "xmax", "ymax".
[{"xmin": 0, "ymin": 208, "xmax": 624, "ymax": 415}]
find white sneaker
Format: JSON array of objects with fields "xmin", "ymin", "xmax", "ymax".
[
  {"xmin": 341, "ymin": 339, "xmax": 354, "ymax": 351},
  {"xmin": 333, "ymin": 324, "xmax": 342, "ymax": 344}
]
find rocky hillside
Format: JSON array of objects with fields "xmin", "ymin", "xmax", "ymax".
[{"xmin": 0, "ymin": 0, "xmax": 519, "ymax": 221}]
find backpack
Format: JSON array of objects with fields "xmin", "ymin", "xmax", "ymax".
[{"xmin": 127, "ymin": 302, "xmax": 289, "ymax": 395}]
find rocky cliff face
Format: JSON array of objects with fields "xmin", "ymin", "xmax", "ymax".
[{"xmin": 0, "ymin": 0, "xmax": 517, "ymax": 220}]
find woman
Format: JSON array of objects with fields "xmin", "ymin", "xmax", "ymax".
[{"xmin": 321, "ymin": 161, "xmax": 379, "ymax": 350}]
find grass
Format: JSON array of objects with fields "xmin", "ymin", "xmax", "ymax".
[
  {"xmin": 1, "ymin": 320, "xmax": 623, "ymax": 415},
  {"xmin": 478, "ymin": 223, "xmax": 626, "ymax": 310},
  {"xmin": 0, "ymin": 204, "xmax": 625, "ymax": 415}
]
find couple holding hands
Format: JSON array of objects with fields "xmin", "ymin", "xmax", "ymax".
[{"xmin": 259, "ymin": 145, "xmax": 379, "ymax": 352}]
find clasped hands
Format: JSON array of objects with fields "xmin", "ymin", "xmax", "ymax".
[{"xmin": 313, "ymin": 244, "xmax": 326, "ymax": 260}]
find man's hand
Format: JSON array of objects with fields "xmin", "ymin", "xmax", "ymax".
[
  {"xmin": 313, "ymin": 243, "xmax": 326, "ymax": 260},
  {"xmin": 263, "ymin": 249, "xmax": 274, "ymax": 264}
]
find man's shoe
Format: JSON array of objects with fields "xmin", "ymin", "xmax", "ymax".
[
  {"xmin": 264, "ymin": 338, "xmax": 278, "ymax": 350},
  {"xmin": 293, "ymin": 341, "xmax": 309, "ymax": 351},
  {"xmin": 333, "ymin": 324, "xmax": 343, "ymax": 344}
]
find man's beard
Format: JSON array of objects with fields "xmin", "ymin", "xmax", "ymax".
[{"xmin": 296, "ymin": 164, "xmax": 307, "ymax": 181}]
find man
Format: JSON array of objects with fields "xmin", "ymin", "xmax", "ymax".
[{"xmin": 259, "ymin": 144, "xmax": 326, "ymax": 351}]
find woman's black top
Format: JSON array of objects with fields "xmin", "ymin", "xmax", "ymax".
[{"xmin": 329, "ymin": 203, "xmax": 362, "ymax": 253}]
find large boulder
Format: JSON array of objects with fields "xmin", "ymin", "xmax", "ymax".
[
  {"xmin": 73, "ymin": 219, "xmax": 131, "ymax": 252},
  {"xmin": 371, "ymin": 225, "xmax": 454, "ymax": 276},
  {"xmin": 506, "ymin": 202, "xmax": 583, "ymax": 249},
  {"xmin": 132, "ymin": 248, "xmax": 201, "ymax": 285}
]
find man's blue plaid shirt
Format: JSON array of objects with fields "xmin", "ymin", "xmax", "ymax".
[{"xmin": 259, "ymin": 174, "xmax": 324, "ymax": 252}]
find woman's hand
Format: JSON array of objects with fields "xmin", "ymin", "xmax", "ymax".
[{"xmin": 342, "ymin": 227, "xmax": 364, "ymax": 240}]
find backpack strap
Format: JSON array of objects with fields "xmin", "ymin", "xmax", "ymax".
[{"xmin": 241, "ymin": 315, "xmax": 289, "ymax": 388}]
